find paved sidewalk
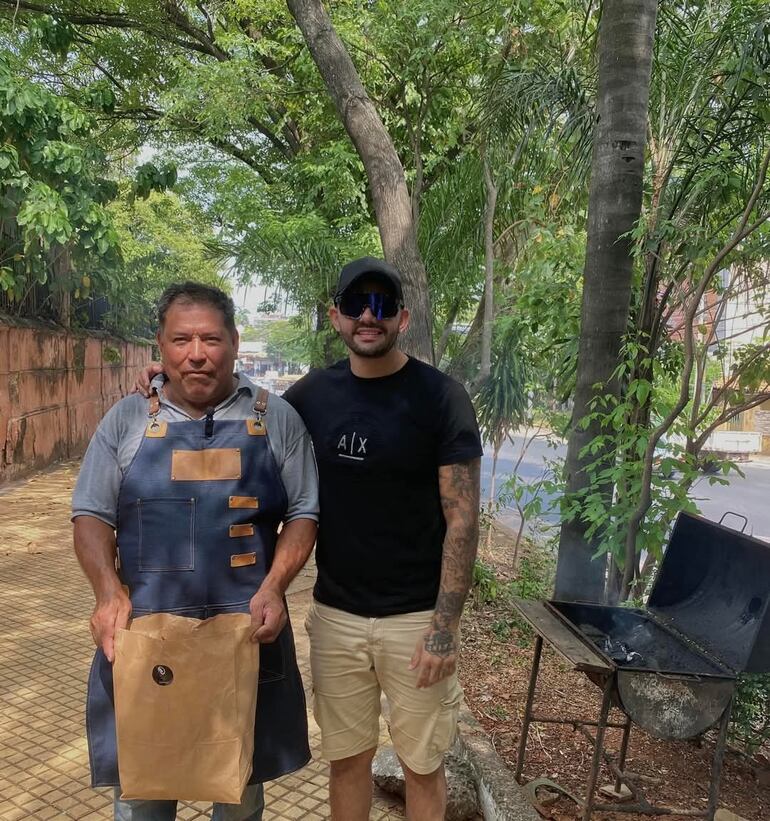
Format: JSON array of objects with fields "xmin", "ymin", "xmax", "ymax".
[{"xmin": 0, "ymin": 461, "xmax": 404, "ymax": 820}]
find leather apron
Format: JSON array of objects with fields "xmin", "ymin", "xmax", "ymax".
[{"xmin": 86, "ymin": 389, "xmax": 310, "ymax": 787}]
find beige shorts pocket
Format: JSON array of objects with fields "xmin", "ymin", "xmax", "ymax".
[{"xmin": 429, "ymin": 688, "xmax": 462, "ymax": 757}]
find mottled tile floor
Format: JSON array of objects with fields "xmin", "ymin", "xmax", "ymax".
[{"xmin": 0, "ymin": 461, "xmax": 403, "ymax": 820}]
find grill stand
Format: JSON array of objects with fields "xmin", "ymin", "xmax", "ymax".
[{"xmin": 514, "ymin": 635, "xmax": 734, "ymax": 820}]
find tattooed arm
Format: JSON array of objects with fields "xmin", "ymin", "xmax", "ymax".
[{"xmin": 410, "ymin": 458, "xmax": 481, "ymax": 688}]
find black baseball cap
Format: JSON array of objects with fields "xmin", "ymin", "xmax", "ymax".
[{"xmin": 334, "ymin": 257, "xmax": 403, "ymax": 303}]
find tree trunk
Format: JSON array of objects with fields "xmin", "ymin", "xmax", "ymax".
[
  {"xmin": 486, "ymin": 442, "xmax": 500, "ymax": 552},
  {"xmin": 315, "ymin": 299, "xmax": 337, "ymax": 367},
  {"xmin": 435, "ymin": 298, "xmax": 461, "ymax": 367},
  {"xmin": 480, "ymin": 151, "xmax": 498, "ymax": 383},
  {"xmin": 446, "ymin": 292, "xmax": 485, "ymax": 385},
  {"xmin": 286, "ymin": 0, "xmax": 433, "ymax": 363},
  {"xmin": 554, "ymin": 0, "xmax": 658, "ymax": 602}
]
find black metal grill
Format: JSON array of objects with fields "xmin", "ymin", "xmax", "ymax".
[
  {"xmin": 513, "ymin": 511, "xmax": 770, "ymax": 820},
  {"xmin": 553, "ymin": 601, "xmax": 731, "ymax": 676}
]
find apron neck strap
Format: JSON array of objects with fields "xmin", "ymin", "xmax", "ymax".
[
  {"xmin": 148, "ymin": 388, "xmax": 161, "ymax": 418},
  {"xmin": 253, "ymin": 387, "xmax": 269, "ymax": 417}
]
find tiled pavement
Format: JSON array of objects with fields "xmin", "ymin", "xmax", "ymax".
[{"xmin": 0, "ymin": 461, "xmax": 405, "ymax": 820}]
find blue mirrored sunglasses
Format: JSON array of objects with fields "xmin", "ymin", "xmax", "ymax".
[{"xmin": 336, "ymin": 291, "xmax": 401, "ymax": 320}]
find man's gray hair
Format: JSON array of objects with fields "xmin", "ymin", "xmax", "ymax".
[{"xmin": 157, "ymin": 282, "xmax": 236, "ymax": 334}]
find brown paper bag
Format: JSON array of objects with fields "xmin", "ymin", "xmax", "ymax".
[{"xmin": 113, "ymin": 612, "xmax": 259, "ymax": 803}]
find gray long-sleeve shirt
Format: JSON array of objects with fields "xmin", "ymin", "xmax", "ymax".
[{"xmin": 72, "ymin": 373, "xmax": 319, "ymax": 527}]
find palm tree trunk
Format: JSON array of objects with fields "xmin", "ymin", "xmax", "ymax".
[
  {"xmin": 480, "ymin": 150, "xmax": 498, "ymax": 382},
  {"xmin": 446, "ymin": 293, "xmax": 485, "ymax": 384},
  {"xmin": 435, "ymin": 298, "xmax": 461, "ymax": 366},
  {"xmin": 286, "ymin": 0, "xmax": 433, "ymax": 363},
  {"xmin": 486, "ymin": 444, "xmax": 500, "ymax": 551},
  {"xmin": 555, "ymin": 0, "xmax": 658, "ymax": 601}
]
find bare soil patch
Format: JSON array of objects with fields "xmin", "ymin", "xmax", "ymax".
[{"xmin": 458, "ymin": 526, "xmax": 770, "ymax": 821}]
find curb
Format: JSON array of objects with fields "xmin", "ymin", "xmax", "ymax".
[{"xmin": 457, "ymin": 705, "xmax": 541, "ymax": 821}]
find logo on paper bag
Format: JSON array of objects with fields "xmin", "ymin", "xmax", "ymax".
[{"xmin": 152, "ymin": 665, "xmax": 174, "ymax": 686}]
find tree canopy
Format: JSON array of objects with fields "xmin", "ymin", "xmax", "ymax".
[{"xmin": 1, "ymin": 0, "xmax": 769, "ymax": 598}]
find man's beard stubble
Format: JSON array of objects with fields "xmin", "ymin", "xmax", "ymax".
[{"xmin": 341, "ymin": 322, "xmax": 399, "ymax": 358}]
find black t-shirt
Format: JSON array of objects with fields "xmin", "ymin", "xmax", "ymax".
[{"xmin": 283, "ymin": 357, "xmax": 483, "ymax": 617}]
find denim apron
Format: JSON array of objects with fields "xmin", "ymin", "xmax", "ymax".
[{"xmin": 86, "ymin": 389, "xmax": 310, "ymax": 787}]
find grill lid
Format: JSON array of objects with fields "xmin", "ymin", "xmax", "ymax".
[{"xmin": 648, "ymin": 511, "xmax": 770, "ymax": 674}]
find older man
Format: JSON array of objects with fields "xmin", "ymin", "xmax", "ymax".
[{"xmin": 72, "ymin": 282, "xmax": 318, "ymax": 821}]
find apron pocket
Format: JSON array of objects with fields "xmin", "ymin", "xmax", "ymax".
[{"xmin": 137, "ymin": 498, "xmax": 196, "ymax": 571}]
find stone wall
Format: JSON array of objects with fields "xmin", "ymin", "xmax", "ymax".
[{"xmin": 0, "ymin": 322, "xmax": 152, "ymax": 484}]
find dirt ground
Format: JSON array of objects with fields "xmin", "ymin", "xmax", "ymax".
[{"xmin": 457, "ymin": 526, "xmax": 770, "ymax": 821}]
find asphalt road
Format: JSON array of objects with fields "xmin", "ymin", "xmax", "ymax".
[{"xmin": 481, "ymin": 434, "xmax": 770, "ymax": 544}]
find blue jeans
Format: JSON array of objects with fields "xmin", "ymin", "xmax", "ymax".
[{"xmin": 113, "ymin": 784, "xmax": 264, "ymax": 821}]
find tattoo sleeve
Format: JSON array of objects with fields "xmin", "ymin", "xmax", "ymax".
[{"xmin": 431, "ymin": 458, "xmax": 481, "ymax": 644}]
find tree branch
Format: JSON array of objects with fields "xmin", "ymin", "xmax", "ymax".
[
  {"xmin": 620, "ymin": 145, "xmax": 770, "ymax": 596},
  {"xmin": 0, "ymin": 0, "xmax": 226, "ymax": 58},
  {"xmin": 694, "ymin": 392, "xmax": 770, "ymax": 452}
]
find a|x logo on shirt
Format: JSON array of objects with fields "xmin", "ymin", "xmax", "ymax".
[{"xmin": 336, "ymin": 432, "xmax": 368, "ymax": 461}]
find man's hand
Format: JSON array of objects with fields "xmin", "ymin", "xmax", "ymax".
[
  {"xmin": 74, "ymin": 516, "xmax": 129, "ymax": 663},
  {"xmin": 409, "ymin": 626, "xmax": 458, "ymax": 688},
  {"xmin": 132, "ymin": 361, "xmax": 164, "ymax": 397},
  {"xmin": 248, "ymin": 518, "xmax": 316, "ymax": 642},
  {"xmin": 90, "ymin": 590, "xmax": 132, "ymax": 663},
  {"xmin": 249, "ymin": 583, "xmax": 287, "ymax": 643}
]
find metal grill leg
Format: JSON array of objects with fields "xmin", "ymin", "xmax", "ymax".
[
  {"xmin": 706, "ymin": 698, "xmax": 733, "ymax": 821},
  {"xmin": 515, "ymin": 635, "xmax": 543, "ymax": 782},
  {"xmin": 582, "ymin": 676, "xmax": 613, "ymax": 821},
  {"xmin": 614, "ymin": 718, "xmax": 632, "ymax": 794}
]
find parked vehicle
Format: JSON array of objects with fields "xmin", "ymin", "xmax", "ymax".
[
  {"xmin": 702, "ymin": 430, "xmax": 762, "ymax": 462},
  {"xmin": 653, "ymin": 430, "xmax": 762, "ymax": 477}
]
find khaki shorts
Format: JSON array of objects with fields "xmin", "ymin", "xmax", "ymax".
[{"xmin": 305, "ymin": 600, "xmax": 462, "ymax": 775}]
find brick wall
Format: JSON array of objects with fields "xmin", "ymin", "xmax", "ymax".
[{"xmin": 0, "ymin": 322, "xmax": 152, "ymax": 484}]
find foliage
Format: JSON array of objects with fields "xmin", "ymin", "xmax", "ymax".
[
  {"xmin": 563, "ymin": 353, "xmax": 703, "ymax": 570},
  {"xmin": 1, "ymin": 0, "xmax": 769, "ymax": 600},
  {"xmin": 506, "ymin": 220, "xmax": 585, "ymax": 405},
  {"xmin": 0, "ymin": 28, "xmax": 193, "ymax": 327},
  {"xmin": 472, "ymin": 213, "xmax": 583, "ymax": 554},
  {"xmin": 474, "ymin": 318, "xmax": 529, "ymax": 452},
  {"xmin": 0, "ymin": 0, "xmax": 596, "ymax": 364},
  {"xmin": 509, "ymin": 552, "xmax": 555, "ymax": 601},
  {"xmin": 470, "ymin": 545, "xmax": 555, "ymax": 645},
  {"xmin": 240, "ymin": 317, "xmax": 338, "ymax": 369},
  {"xmin": 471, "ymin": 559, "xmax": 502, "ymax": 607},
  {"xmin": 551, "ymin": 0, "xmax": 770, "ymax": 595},
  {"xmin": 0, "ymin": 0, "xmax": 365, "ymax": 335},
  {"xmin": 731, "ymin": 673, "xmax": 770, "ymax": 755},
  {"xmin": 0, "ymin": 52, "xmax": 119, "ymax": 306},
  {"xmin": 262, "ymin": 319, "xmax": 309, "ymax": 365},
  {"xmin": 101, "ymin": 187, "xmax": 223, "ymax": 336},
  {"xmin": 193, "ymin": 162, "xmax": 381, "ymax": 322},
  {"xmin": 472, "ymin": 542, "xmax": 555, "ymax": 607},
  {"xmin": 429, "ymin": 0, "xmax": 596, "ymax": 377},
  {"xmin": 101, "ymin": 344, "xmax": 122, "ymax": 364},
  {"xmin": 133, "ymin": 162, "xmax": 178, "ymax": 200}
]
